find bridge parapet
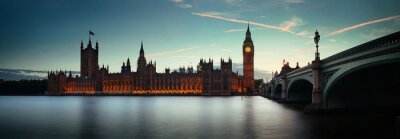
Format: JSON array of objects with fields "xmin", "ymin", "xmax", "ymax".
[
  {"xmin": 323, "ymin": 31, "xmax": 400, "ymax": 64},
  {"xmin": 286, "ymin": 65, "xmax": 312, "ymax": 77},
  {"xmin": 265, "ymin": 31, "xmax": 400, "ymax": 113}
]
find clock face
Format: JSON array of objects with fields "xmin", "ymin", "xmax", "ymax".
[{"xmin": 245, "ymin": 47, "xmax": 251, "ymax": 53}]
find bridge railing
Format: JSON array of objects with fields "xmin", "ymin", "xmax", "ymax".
[
  {"xmin": 286, "ymin": 64, "xmax": 312, "ymax": 76},
  {"xmin": 322, "ymin": 31, "xmax": 400, "ymax": 63},
  {"xmin": 273, "ymin": 31, "xmax": 400, "ymax": 80}
]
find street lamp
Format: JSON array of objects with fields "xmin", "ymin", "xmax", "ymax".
[{"xmin": 314, "ymin": 30, "xmax": 320, "ymax": 60}]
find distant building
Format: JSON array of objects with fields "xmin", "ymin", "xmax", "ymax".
[{"xmin": 47, "ymin": 26, "xmax": 256, "ymax": 95}]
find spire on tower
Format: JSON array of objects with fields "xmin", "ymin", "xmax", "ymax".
[
  {"xmin": 80, "ymin": 40, "xmax": 83, "ymax": 49},
  {"xmin": 140, "ymin": 41, "xmax": 144, "ymax": 57},
  {"xmin": 140, "ymin": 41, "xmax": 144, "ymax": 51},
  {"xmin": 96, "ymin": 41, "xmax": 99, "ymax": 49},
  {"xmin": 245, "ymin": 23, "xmax": 252, "ymax": 42},
  {"xmin": 246, "ymin": 22, "xmax": 250, "ymax": 34}
]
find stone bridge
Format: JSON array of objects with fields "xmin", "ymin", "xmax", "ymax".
[{"xmin": 262, "ymin": 31, "xmax": 400, "ymax": 113}]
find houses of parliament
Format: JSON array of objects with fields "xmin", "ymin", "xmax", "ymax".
[{"xmin": 47, "ymin": 25, "xmax": 255, "ymax": 95}]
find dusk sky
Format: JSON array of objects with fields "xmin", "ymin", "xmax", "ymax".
[{"xmin": 0, "ymin": 0, "xmax": 399, "ymax": 81}]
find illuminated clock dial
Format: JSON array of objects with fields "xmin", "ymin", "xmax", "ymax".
[{"xmin": 245, "ymin": 47, "xmax": 251, "ymax": 53}]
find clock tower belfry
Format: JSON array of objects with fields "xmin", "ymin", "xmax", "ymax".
[{"xmin": 242, "ymin": 23, "xmax": 255, "ymax": 94}]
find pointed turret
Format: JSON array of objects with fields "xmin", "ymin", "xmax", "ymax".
[
  {"xmin": 121, "ymin": 62, "xmax": 126, "ymax": 73},
  {"xmin": 80, "ymin": 40, "xmax": 83, "ymax": 49},
  {"xmin": 140, "ymin": 41, "xmax": 144, "ymax": 57},
  {"xmin": 126, "ymin": 58, "xmax": 131, "ymax": 72},
  {"xmin": 69, "ymin": 71, "xmax": 72, "ymax": 78},
  {"xmin": 137, "ymin": 41, "xmax": 147, "ymax": 72},
  {"xmin": 96, "ymin": 41, "xmax": 99, "ymax": 49},
  {"xmin": 245, "ymin": 23, "xmax": 252, "ymax": 42},
  {"xmin": 87, "ymin": 39, "xmax": 92, "ymax": 48},
  {"xmin": 246, "ymin": 23, "xmax": 250, "ymax": 34}
]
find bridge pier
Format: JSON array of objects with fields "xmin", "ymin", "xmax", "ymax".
[
  {"xmin": 269, "ymin": 83, "xmax": 275, "ymax": 99},
  {"xmin": 266, "ymin": 84, "xmax": 273, "ymax": 99},
  {"xmin": 278, "ymin": 75, "xmax": 288, "ymax": 103},
  {"xmin": 304, "ymin": 59, "xmax": 325, "ymax": 114}
]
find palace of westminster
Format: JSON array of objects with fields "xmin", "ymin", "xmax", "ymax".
[{"xmin": 47, "ymin": 25, "xmax": 255, "ymax": 95}]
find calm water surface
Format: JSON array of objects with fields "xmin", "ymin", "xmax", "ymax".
[{"xmin": 0, "ymin": 96, "xmax": 396, "ymax": 138}]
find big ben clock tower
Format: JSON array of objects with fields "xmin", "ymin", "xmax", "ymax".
[{"xmin": 243, "ymin": 24, "xmax": 255, "ymax": 94}]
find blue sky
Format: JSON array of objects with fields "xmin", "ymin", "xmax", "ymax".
[{"xmin": 0, "ymin": 0, "xmax": 399, "ymax": 81}]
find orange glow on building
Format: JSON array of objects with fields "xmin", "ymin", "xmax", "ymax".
[{"xmin": 48, "ymin": 38, "xmax": 244, "ymax": 95}]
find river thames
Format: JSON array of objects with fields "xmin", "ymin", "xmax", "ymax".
[{"xmin": 0, "ymin": 96, "xmax": 396, "ymax": 138}]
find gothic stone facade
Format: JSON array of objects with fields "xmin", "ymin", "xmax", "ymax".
[
  {"xmin": 48, "ymin": 41, "xmax": 245, "ymax": 95},
  {"xmin": 47, "ymin": 25, "xmax": 257, "ymax": 95}
]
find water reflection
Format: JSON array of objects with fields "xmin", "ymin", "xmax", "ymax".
[{"xmin": 0, "ymin": 96, "xmax": 397, "ymax": 138}]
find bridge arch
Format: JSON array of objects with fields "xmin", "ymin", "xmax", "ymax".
[
  {"xmin": 324, "ymin": 57, "xmax": 400, "ymax": 112},
  {"xmin": 274, "ymin": 84, "xmax": 282, "ymax": 99},
  {"xmin": 268, "ymin": 86, "xmax": 272, "ymax": 93},
  {"xmin": 267, "ymin": 86, "xmax": 272, "ymax": 96},
  {"xmin": 287, "ymin": 77, "xmax": 313, "ymax": 90},
  {"xmin": 287, "ymin": 79, "xmax": 313, "ymax": 103}
]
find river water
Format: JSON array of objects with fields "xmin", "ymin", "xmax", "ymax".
[{"xmin": 0, "ymin": 96, "xmax": 396, "ymax": 138}]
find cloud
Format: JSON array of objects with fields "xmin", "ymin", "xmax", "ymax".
[
  {"xmin": 202, "ymin": 12, "xmax": 240, "ymax": 18},
  {"xmin": 359, "ymin": 28, "xmax": 395, "ymax": 40},
  {"xmin": 222, "ymin": 48, "xmax": 232, "ymax": 52},
  {"xmin": 0, "ymin": 69, "xmax": 79, "ymax": 81},
  {"xmin": 175, "ymin": 47, "xmax": 195, "ymax": 52},
  {"xmin": 224, "ymin": 27, "xmax": 264, "ymax": 32},
  {"xmin": 304, "ymin": 39, "xmax": 314, "ymax": 45},
  {"xmin": 296, "ymin": 30, "xmax": 310, "ymax": 36},
  {"xmin": 170, "ymin": 0, "xmax": 192, "ymax": 8},
  {"xmin": 146, "ymin": 47, "xmax": 198, "ymax": 57},
  {"xmin": 258, "ymin": 15, "xmax": 267, "ymax": 18},
  {"xmin": 284, "ymin": 0, "xmax": 304, "ymax": 3},
  {"xmin": 224, "ymin": 29, "xmax": 246, "ymax": 32},
  {"xmin": 170, "ymin": 55, "xmax": 196, "ymax": 59},
  {"xmin": 280, "ymin": 16, "xmax": 303, "ymax": 32},
  {"xmin": 329, "ymin": 39, "xmax": 337, "ymax": 42},
  {"xmin": 329, "ymin": 15, "xmax": 400, "ymax": 35},
  {"xmin": 224, "ymin": 0, "xmax": 244, "ymax": 7},
  {"xmin": 146, "ymin": 51, "xmax": 170, "ymax": 57},
  {"xmin": 192, "ymin": 12, "xmax": 295, "ymax": 33}
]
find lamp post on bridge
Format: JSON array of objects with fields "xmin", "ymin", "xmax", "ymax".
[
  {"xmin": 305, "ymin": 30, "xmax": 325, "ymax": 114},
  {"xmin": 314, "ymin": 30, "xmax": 320, "ymax": 60}
]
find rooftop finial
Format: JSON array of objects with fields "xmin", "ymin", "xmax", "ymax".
[
  {"xmin": 247, "ymin": 22, "xmax": 250, "ymax": 32},
  {"xmin": 140, "ymin": 40, "xmax": 144, "ymax": 55},
  {"xmin": 245, "ymin": 23, "xmax": 252, "ymax": 42}
]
